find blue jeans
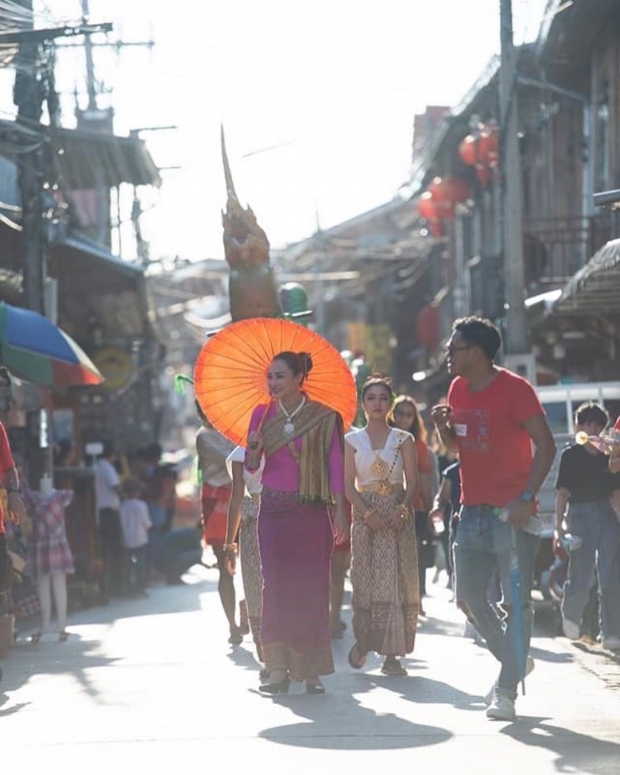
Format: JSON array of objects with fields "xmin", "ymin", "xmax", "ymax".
[
  {"xmin": 454, "ymin": 505, "xmax": 540, "ymax": 699},
  {"xmin": 562, "ymin": 499, "xmax": 620, "ymax": 639}
]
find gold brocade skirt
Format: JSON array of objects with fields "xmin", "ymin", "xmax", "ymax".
[
  {"xmin": 239, "ymin": 496, "xmax": 263, "ymax": 645},
  {"xmin": 350, "ymin": 486, "xmax": 420, "ymax": 656}
]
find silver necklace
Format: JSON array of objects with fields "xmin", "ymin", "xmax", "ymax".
[{"xmin": 279, "ymin": 395, "xmax": 306, "ymax": 436}]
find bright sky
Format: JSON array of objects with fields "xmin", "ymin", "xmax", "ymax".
[{"xmin": 6, "ymin": 0, "xmax": 547, "ymax": 261}]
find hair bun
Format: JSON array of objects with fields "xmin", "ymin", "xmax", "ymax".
[
  {"xmin": 364, "ymin": 372, "xmax": 392, "ymax": 386},
  {"xmin": 299, "ymin": 352, "xmax": 313, "ymax": 376}
]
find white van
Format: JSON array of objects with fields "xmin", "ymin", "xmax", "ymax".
[{"xmin": 536, "ymin": 381, "xmax": 620, "ymax": 436}]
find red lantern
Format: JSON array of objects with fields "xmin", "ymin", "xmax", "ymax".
[
  {"xmin": 428, "ymin": 176, "xmax": 470, "ymax": 218},
  {"xmin": 428, "ymin": 177, "xmax": 453, "ymax": 219},
  {"xmin": 459, "ymin": 134, "xmax": 479, "ymax": 167},
  {"xmin": 442, "ymin": 176, "xmax": 470, "ymax": 203},
  {"xmin": 458, "ymin": 121, "xmax": 500, "ymax": 189},
  {"xmin": 416, "ymin": 192, "xmax": 443, "ymax": 238},
  {"xmin": 417, "ymin": 191, "xmax": 437, "ymax": 220}
]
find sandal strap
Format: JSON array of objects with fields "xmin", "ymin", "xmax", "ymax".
[{"xmin": 348, "ymin": 642, "xmax": 367, "ymax": 668}]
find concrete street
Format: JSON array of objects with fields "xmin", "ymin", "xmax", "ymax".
[{"xmin": 2, "ymin": 567, "xmax": 620, "ymax": 775}]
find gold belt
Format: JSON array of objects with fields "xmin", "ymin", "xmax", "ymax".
[{"xmin": 358, "ymin": 481, "xmax": 402, "ymax": 496}]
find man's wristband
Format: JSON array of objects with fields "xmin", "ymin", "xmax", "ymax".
[{"xmin": 519, "ymin": 489, "xmax": 535, "ymax": 503}]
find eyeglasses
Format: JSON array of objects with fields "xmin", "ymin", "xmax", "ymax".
[{"xmin": 446, "ymin": 345, "xmax": 473, "ymax": 355}]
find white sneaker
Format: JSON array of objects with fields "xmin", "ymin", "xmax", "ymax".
[
  {"xmin": 602, "ymin": 635, "xmax": 620, "ymax": 651},
  {"xmin": 484, "ymin": 655, "xmax": 535, "ymax": 705},
  {"xmin": 486, "ymin": 693, "xmax": 516, "ymax": 721},
  {"xmin": 562, "ymin": 616, "xmax": 581, "ymax": 640}
]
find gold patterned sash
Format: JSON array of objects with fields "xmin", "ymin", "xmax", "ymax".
[
  {"xmin": 262, "ymin": 399, "xmax": 342, "ymax": 505},
  {"xmin": 262, "ymin": 400, "xmax": 332, "ymax": 456}
]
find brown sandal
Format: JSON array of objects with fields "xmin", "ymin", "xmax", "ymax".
[
  {"xmin": 381, "ymin": 657, "xmax": 407, "ymax": 676},
  {"xmin": 348, "ymin": 642, "xmax": 368, "ymax": 669},
  {"xmin": 58, "ymin": 630, "xmax": 69, "ymax": 642}
]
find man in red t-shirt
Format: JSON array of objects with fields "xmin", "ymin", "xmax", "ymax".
[
  {"xmin": 432, "ymin": 317, "xmax": 555, "ymax": 722},
  {"xmin": 0, "ymin": 422, "xmax": 26, "ymax": 592}
]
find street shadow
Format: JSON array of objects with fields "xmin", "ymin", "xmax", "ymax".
[
  {"xmin": 0, "ymin": 701, "xmax": 30, "ymax": 716},
  {"xmin": 227, "ymin": 642, "xmax": 264, "ymax": 676},
  {"xmin": 529, "ymin": 644, "xmax": 573, "ymax": 664},
  {"xmin": 0, "ymin": 637, "xmax": 120, "ymax": 713},
  {"xmin": 417, "ymin": 615, "xmax": 465, "ymax": 638},
  {"xmin": 571, "ymin": 640, "xmax": 620, "ymax": 663},
  {"xmin": 352, "ymin": 671, "xmax": 483, "ymax": 712},
  {"xmin": 1, "ymin": 564, "xmax": 222, "ymax": 715},
  {"xmin": 258, "ymin": 686, "xmax": 453, "ymax": 750},
  {"xmin": 500, "ymin": 716, "xmax": 620, "ymax": 775},
  {"xmin": 15, "ymin": 567, "xmax": 219, "ymax": 634}
]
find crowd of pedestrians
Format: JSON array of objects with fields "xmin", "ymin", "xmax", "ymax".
[
  {"xmin": 2, "ymin": 438, "xmax": 181, "ymax": 643},
  {"xmin": 203, "ymin": 316, "xmax": 620, "ymax": 724},
  {"xmin": 3, "ymin": 314, "xmax": 620, "ymax": 727}
]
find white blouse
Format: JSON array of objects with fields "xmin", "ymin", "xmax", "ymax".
[
  {"xmin": 345, "ymin": 427, "xmax": 412, "ymax": 487},
  {"xmin": 226, "ymin": 445, "xmax": 263, "ymax": 496}
]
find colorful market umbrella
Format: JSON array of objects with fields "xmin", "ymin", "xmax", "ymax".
[
  {"xmin": 194, "ymin": 317, "xmax": 357, "ymax": 446},
  {"xmin": 0, "ymin": 302, "xmax": 103, "ymax": 387}
]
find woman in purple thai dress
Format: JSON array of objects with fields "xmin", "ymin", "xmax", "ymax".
[{"xmin": 240, "ymin": 350, "xmax": 348, "ymax": 695}]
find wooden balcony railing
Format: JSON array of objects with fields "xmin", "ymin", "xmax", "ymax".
[{"xmin": 523, "ymin": 214, "xmax": 615, "ymax": 290}]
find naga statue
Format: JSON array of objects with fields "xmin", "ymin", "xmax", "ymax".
[{"xmin": 221, "ymin": 127, "xmax": 283, "ymax": 321}]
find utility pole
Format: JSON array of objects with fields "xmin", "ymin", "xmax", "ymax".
[
  {"xmin": 70, "ymin": 0, "xmax": 155, "ymax": 248},
  {"xmin": 499, "ymin": 0, "xmax": 528, "ymax": 356},
  {"xmin": 13, "ymin": 0, "xmax": 46, "ymax": 315},
  {"xmin": 81, "ymin": 0, "xmax": 98, "ymax": 111},
  {"xmin": 10, "ymin": 3, "xmax": 114, "ymax": 312},
  {"xmin": 10, "ymin": 1, "xmax": 112, "ymax": 481}
]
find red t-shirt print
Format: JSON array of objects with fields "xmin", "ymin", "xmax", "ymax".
[
  {"xmin": 614, "ymin": 417, "xmax": 620, "ymax": 433},
  {"xmin": 453, "ymin": 408, "xmax": 492, "ymax": 453},
  {"xmin": 447, "ymin": 368, "xmax": 545, "ymax": 507}
]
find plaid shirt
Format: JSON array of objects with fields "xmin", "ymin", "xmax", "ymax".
[{"xmin": 28, "ymin": 489, "xmax": 74, "ymax": 575}]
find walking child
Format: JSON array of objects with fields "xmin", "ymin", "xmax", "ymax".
[{"xmin": 120, "ymin": 477, "xmax": 152, "ymax": 597}]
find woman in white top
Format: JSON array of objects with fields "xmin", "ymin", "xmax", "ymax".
[
  {"xmin": 344, "ymin": 375, "xmax": 420, "ymax": 676},
  {"xmin": 224, "ymin": 446, "xmax": 265, "ymax": 663}
]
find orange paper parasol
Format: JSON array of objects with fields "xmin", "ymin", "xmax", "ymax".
[{"xmin": 194, "ymin": 318, "xmax": 357, "ymax": 445}]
